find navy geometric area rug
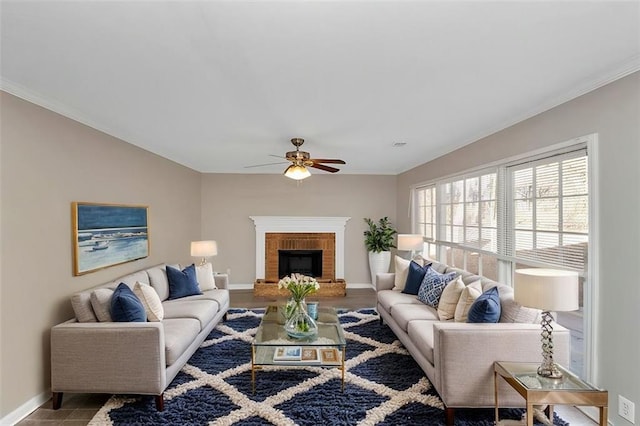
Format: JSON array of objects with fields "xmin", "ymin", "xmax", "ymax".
[{"xmin": 88, "ymin": 308, "xmax": 567, "ymax": 425}]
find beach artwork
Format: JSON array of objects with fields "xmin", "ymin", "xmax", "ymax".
[{"xmin": 72, "ymin": 202, "xmax": 149, "ymax": 276}]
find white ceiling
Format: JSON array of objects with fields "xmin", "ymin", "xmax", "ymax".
[{"xmin": 1, "ymin": 1, "xmax": 639, "ymax": 175}]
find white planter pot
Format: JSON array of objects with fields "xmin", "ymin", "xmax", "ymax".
[{"xmin": 368, "ymin": 251, "xmax": 391, "ymax": 286}]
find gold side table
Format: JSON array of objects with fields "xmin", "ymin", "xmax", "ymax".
[{"xmin": 494, "ymin": 361, "xmax": 608, "ymax": 426}]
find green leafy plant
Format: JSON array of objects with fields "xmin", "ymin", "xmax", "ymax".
[{"xmin": 363, "ymin": 217, "xmax": 397, "ymax": 252}]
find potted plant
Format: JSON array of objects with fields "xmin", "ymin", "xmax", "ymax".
[{"xmin": 364, "ymin": 217, "xmax": 397, "ymax": 285}]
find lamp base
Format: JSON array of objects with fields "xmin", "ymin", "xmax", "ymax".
[
  {"xmin": 537, "ymin": 363, "xmax": 563, "ymax": 379},
  {"xmin": 537, "ymin": 310, "xmax": 563, "ymax": 379}
]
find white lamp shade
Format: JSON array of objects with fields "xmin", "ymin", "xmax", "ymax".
[
  {"xmin": 514, "ymin": 268, "xmax": 579, "ymax": 312},
  {"xmin": 190, "ymin": 240, "xmax": 218, "ymax": 257},
  {"xmin": 397, "ymin": 234, "xmax": 424, "ymax": 251},
  {"xmin": 284, "ymin": 165, "xmax": 311, "ymax": 180}
]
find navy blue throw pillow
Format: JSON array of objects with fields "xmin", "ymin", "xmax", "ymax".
[
  {"xmin": 467, "ymin": 286, "xmax": 501, "ymax": 323},
  {"xmin": 167, "ymin": 264, "xmax": 202, "ymax": 300},
  {"xmin": 111, "ymin": 283, "xmax": 147, "ymax": 322},
  {"xmin": 402, "ymin": 261, "xmax": 432, "ymax": 295}
]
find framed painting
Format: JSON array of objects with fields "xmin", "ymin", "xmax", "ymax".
[{"xmin": 72, "ymin": 202, "xmax": 149, "ymax": 276}]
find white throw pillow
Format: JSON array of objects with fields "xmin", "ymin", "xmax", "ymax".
[
  {"xmin": 454, "ymin": 280, "xmax": 482, "ymax": 322},
  {"xmin": 90, "ymin": 288, "xmax": 114, "ymax": 322},
  {"xmin": 393, "ymin": 255, "xmax": 425, "ymax": 291},
  {"xmin": 437, "ymin": 276, "xmax": 466, "ymax": 321},
  {"xmin": 133, "ymin": 281, "xmax": 164, "ymax": 322},
  {"xmin": 195, "ymin": 262, "xmax": 217, "ymax": 291}
]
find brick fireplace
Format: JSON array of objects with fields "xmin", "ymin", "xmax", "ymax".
[{"xmin": 250, "ymin": 216, "xmax": 350, "ymax": 297}]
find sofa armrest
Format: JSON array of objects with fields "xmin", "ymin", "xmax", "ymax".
[
  {"xmin": 51, "ymin": 320, "xmax": 166, "ymax": 395},
  {"xmin": 214, "ymin": 273, "xmax": 229, "ymax": 289},
  {"xmin": 376, "ymin": 273, "xmax": 395, "ymax": 292},
  {"xmin": 432, "ymin": 321, "xmax": 570, "ymax": 407}
]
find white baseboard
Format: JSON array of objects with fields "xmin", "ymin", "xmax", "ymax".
[
  {"xmin": 228, "ymin": 283, "xmax": 375, "ymax": 291},
  {"xmin": 1, "ymin": 389, "xmax": 50, "ymax": 425}
]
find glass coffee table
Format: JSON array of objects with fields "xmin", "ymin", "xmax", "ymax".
[
  {"xmin": 251, "ymin": 305, "xmax": 346, "ymax": 394},
  {"xmin": 494, "ymin": 361, "xmax": 608, "ymax": 425}
]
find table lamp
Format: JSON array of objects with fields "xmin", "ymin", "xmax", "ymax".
[
  {"xmin": 190, "ymin": 240, "xmax": 218, "ymax": 267},
  {"xmin": 514, "ymin": 268, "xmax": 579, "ymax": 379},
  {"xmin": 397, "ymin": 234, "xmax": 423, "ymax": 259}
]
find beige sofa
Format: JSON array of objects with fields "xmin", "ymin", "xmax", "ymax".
[
  {"xmin": 51, "ymin": 263, "xmax": 229, "ymax": 411},
  {"xmin": 376, "ymin": 259, "xmax": 570, "ymax": 425}
]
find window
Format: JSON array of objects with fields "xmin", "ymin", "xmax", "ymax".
[
  {"xmin": 507, "ymin": 151, "xmax": 588, "ymax": 271},
  {"xmin": 412, "ymin": 141, "xmax": 590, "ymax": 377}
]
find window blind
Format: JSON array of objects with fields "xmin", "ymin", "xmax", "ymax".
[{"xmin": 505, "ymin": 149, "xmax": 588, "ymax": 271}]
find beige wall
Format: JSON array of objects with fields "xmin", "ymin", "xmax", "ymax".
[
  {"xmin": 397, "ymin": 72, "xmax": 640, "ymax": 424},
  {"xmin": 0, "ymin": 92, "xmax": 202, "ymax": 417},
  {"xmin": 200, "ymin": 173, "xmax": 397, "ymax": 285}
]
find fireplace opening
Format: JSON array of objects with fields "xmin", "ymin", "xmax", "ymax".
[{"xmin": 278, "ymin": 250, "xmax": 323, "ymax": 278}]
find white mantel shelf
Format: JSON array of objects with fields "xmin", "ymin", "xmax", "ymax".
[{"xmin": 250, "ymin": 216, "xmax": 351, "ymax": 280}]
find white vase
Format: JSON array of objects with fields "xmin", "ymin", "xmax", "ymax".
[{"xmin": 368, "ymin": 251, "xmax": 391, "ymax": 286}]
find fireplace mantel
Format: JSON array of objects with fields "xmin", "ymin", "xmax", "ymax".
[{"xmin": 250, "ymin": 216, "xmax": 350, "ymax": 280}]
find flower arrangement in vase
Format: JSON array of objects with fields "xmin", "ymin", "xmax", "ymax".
[{"xmin": 278, "ymin": 273, "xmax": 320, "ymax": 338}]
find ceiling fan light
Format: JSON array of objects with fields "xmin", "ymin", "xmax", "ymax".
[{"xmin": 284, "ymin": 164, "xmax": 311, "ymax": 180}]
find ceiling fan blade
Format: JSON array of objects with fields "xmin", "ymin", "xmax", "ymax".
[
  {"xmin": 310, "ymin": 163, "xmax": 340, "ymax": 173},
  {"xmin": 244, "ymin": 161, "xmax": 288, "ymax": 169},
  {"xmin": 269, "ymin": 154, "xmax": 286, "ymax": 159},
  {"xmin": 310, "ymin": 159, "xmax": 346, "ymax": 165}
]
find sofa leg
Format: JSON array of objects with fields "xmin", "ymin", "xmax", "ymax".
[
  {"xmin": 52, "ymin": 392, "xmax": 63, "ymax": 410},
  {"xmin": 155, "ymin": 394, "xmax": 164, "ymax": 411},
  {"xmin": 379, "ymin": 316, "xmax": 383, "ymax": 325},
  {"xmin": 224, "ymin": 312, "xmax": 228, "ymax": 321},
  {"xmin": 445, "ymin": 407, "xmax": 454, "ymax": 426}
]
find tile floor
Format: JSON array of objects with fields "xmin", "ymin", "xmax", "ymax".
[{"xmin": 16, "ymin": 288, "xmax": 597, "ymax": 425}]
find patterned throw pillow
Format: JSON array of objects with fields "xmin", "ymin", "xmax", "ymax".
[
  {"xmin": 133, "ymin": 281, "xmax": 164, "ymax": 322},
  {"xmin": 417, "ymin": 269, "xmax": 458, "ymax": 307}
]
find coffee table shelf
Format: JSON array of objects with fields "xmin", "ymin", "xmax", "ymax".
[{"xmin": 251, "ymin": 305, "xmax": 346, "ymax": 393}]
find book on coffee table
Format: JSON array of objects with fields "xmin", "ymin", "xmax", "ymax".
[
  {"xmin": 273, "ymin": 347, "xmax": 322, "ymax": 364},
  {"xmin": 320, "ymin": 348, "xmax": 341, "ymax": 365},
  {"xmin": 273, "ymin": 346, "xmax": 302, "ymax": 361}
]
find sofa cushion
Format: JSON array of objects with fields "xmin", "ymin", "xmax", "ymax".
[
  {"xmin": 167, "ymin": 264, "xmax": 202, "ymax": 300},
  {"xmin": 110, "ymin": 283, "xmax": 147, "ymax": 322},
  {"xmin": 162, "ymin": 299, "xmax": 218, "ymax": 329},
  {"xmin": 112, "ymin": 270, "xmax": 150, "ymax": 288},
  {"xmin": 391, "ymin": 303, "xmax": 439, "ymax": 331},
  {"xmin": 467, "ymin": 286, "xmax": 501, "ymax": 323},
  {"xmin": 402, "ymin": 261, "xmax": 431, "ymax": 295},
  {"xmin": 71, "ymin": 292, "xmax": 97, "ymax": 322},
  {"xmin": 407, "ymin": 320, "xmax": 435, "ymax": 364},
  {"xmin": 500, "ymin": 299, "xmax": 541, "ymax": 324},
  {"xmin": 417, "ymin": 268, "xmax": 458, "ymax": 307},
  {"xmin": 437, "ymin": 276, "xmax": 466, "ymax": 321},
  {"xmin": 90, "ymin": 288, "xmax": 114, "ymax": 322},
  {"xmin": 454, "ymin": 280, "xmax": 482, "ymax": 322},
  {"xmin": 195, "ymin": 263, "xmax": 217, "ymax": 291},
  {"xmin": 133, "ymin": 281, "xmax": 164, "ymax": 322},
  {"xmin": 162, "ymin": 318, "xmax": 200, "ymax": 366},
  {"xmin": 377, "ymin": 289, "xmax": 423, "ymax": 312},
  {"xmin": 185, "ymin": 289, "xmax": 231, "ymax": 313},
  {"xmin": 146, "ymin": 265, "xmax": 171, "ymax": 301}
]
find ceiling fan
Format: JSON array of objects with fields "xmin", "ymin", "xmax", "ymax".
[{"xmin": 246, "ymin": 138, "xmax": 346, "ymax": 180}]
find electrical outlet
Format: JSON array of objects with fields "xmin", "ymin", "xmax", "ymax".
[{"xmin": 619, "ymin": 395, "xmax": 635, "ymax": 423}]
